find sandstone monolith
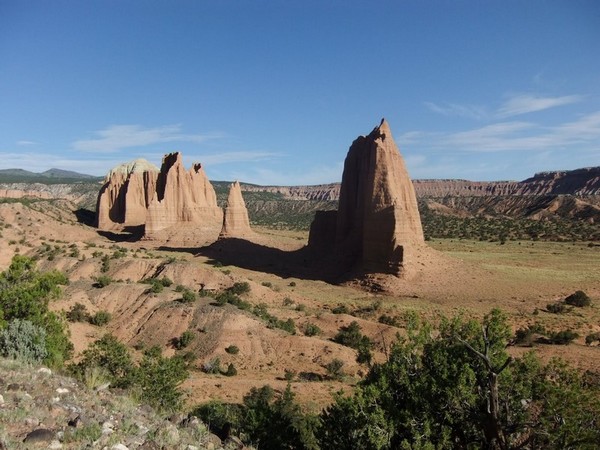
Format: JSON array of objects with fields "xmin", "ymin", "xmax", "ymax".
[
  {"xmin": 219, "ymin": 181, "xmax": 253, "ymax": 238},
  {"xmin": 96, "ymin": 159, "xmax": 159, "ymax": 230},
  {"xmin": 309, "ymin": 119, "xmax": 424, "ymax": 277},
  {"xmin": 144, "ymin": 152, "xmax": 222, "ymax": 239}
]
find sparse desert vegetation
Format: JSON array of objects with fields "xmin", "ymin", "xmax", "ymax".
[{"xmin": 0, "ymin": 171, "xmax": 598, "ymax": 448}]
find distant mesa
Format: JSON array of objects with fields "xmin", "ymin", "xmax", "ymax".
[
  {"xmin": 309, "ymin": 119, "xmax": 425, "ymax": 277},
  {"xmin": 219, "ymin": 181, "xmax": 254, "ymax": 238},
  {"xmin": 96, "ymin": 153, "xmax": 223, "ymax": 243}
]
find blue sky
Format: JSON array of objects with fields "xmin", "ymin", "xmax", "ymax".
[{"xmin": 1, "ymin": 1, "xmax": 599, "ymax": 185}]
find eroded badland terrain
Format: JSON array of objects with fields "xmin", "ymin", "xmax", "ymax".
[{"xmin": 1, "ymin": 120, "xmax": 599, "ymax": 448}]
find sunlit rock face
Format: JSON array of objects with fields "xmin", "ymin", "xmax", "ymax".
[
  {"xmin": 96, "ymin": 159, "xmax": 159, "ymax": 230},
  {"xmin": 309, "ymin": 119, "xmax": 424, "ymax": 277},
  {"xmin": 144, "ymin": 152, "xmax": 222, "ymax": 239},
  {"xmin": 219, "ymin": 181, "xmax": 253, "ymax": 238}
]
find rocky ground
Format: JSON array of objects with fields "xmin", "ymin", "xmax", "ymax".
[{"xmin": 0, "ymin": 358, "xmax": 248, "ymax": 449}]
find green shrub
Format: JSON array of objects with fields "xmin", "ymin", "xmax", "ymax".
[
  {"xmin": 89, "ymin": 310, "xmax": 111, "ymax": 326},
  {"xmin": 175, "ymin": 284, "xmax": 186, "ymax": 292},
  {"xmin": 565, "ymin": 290, "xmax": 592, "ymax": 307},
  {"xmin": 225, "ymin": 345, "xmax": 239, "ymax": 355},
  {"xmin": 332, "ymin": 304, "xmax": 350, "ymax": 314},
  {"xmin": 66, "ymin": 303, "xmax": 90, "ymax": 322},
  {"xmin": 0, "ymin": 256, "xmax": 72, "ymax": 367},
  {"xmin": 229, "ymin": 282, "xmax": 251, "ymax": 295},
  {"xmin": 149, "ymin": 280, "xmax": 163, "ymax": 293},
  {"xmin": 325, "ymin": 359, "xmax": 345, "ymax": 381},
  {"xmin": 548, "ymin": 329, "xmax": 579, "ymax": 345},
  {"xmin": 174, "ymin": 330, "xmax": 195, "ymax": 350},
  {"xmin": 284, "ymin": 369, "xmax": 297, "ymax": 381},
  {"xmin": 134, "ymin": 353, "xmax": 188, "ymax": 412},
  {"xmin": 225, "ymin": 363, "xmax": 238, "ymax": 377},
  {"xmin": 0, "ymin": 319, "xmax": 47, "ymax": 363},
  {"xmin": 546, "ymin": 301, "xmax": 570, "ymax": 314},
  {"xmin": 289, "ymin": 281, "xmax": 296, "ymax": 287},
  {"xmin": 94, "ymin": 275, "xmax": 113, "ymax": 288},
  {"xmin": 180, "ymin": 290, "xmax": 196, "ymax": 303},
  {"xmin": 203, "ymin": 357, "xmax": 222, "ymax": 374},
  {"xmin": 304, "ymin": 322, "xmax": 322, "ymax": 337},
  {"xmin": 100, "ymin": 255, "xmax": 110, "ymax": 273},
  {"xmin": 378, "ymin": 314, "xmax": 400, "ymax": 327},
  {"xmin": 160, "ymin": 276, "xmax": 173, "ymax": 287},
  {"xmin": 514, "ymin": 323, "xmax": 547, "ymax": 346},
  {"xmin": 333, "ymin": 321, "xmax": 373, "ymax": 365},
  {"xmin": 70, "ymin": 334, "xmax": 134, "ymax": 388},
  {"xmin": 585, "ymin": 332, "xmax": 600, "ymax": 346}
]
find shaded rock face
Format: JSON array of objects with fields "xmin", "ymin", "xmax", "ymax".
[
  {"xmin": 309, "ymin": 119, "xmax": 424, "ymax": 276},
  {"xmin": 144, "ymin": 152, "xmax": 222, "ymax": 239},
  {"xmin": 96, "ymin": 159, "xmax": 159, "ymax": 230},
  {"xmin": 219, "ymin": 181, "xmax": 253, "ymax": 238}
]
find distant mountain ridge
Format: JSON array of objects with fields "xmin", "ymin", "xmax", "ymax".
[
  {"xmin": 0, "ymin": 167, "xmax": 99, "ymax": 180},
  {"xmin": 241, "ymin": 166, "xmax": 600, "ymax": 200}
]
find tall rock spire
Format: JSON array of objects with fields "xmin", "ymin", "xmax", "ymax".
[
  {"xmin": 219, "ymin": 181, "xmax": 253, "ymax": 238},
  {"xmin": 309, "ymin": 119, "xmax": 424, "ymax": 277}
]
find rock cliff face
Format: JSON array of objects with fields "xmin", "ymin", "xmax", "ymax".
[
  {"xmin": 96, "ymin": 159, "xmax": 159, "ymax": 230},
  {"xmin": 309, "ymin": 119, "xmax": 424, "ymax": 277},
  {"xmin": 219, "ymin": 181, "xmax": 253, "ymax": 238},
  {"xmin": 144, "ymin": 152, "xmax": 222, "ymax": 240}
]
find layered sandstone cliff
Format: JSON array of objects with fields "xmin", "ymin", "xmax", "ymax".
[
  {"xmin": 219, "ymin": 181, "xmax": 253, "ymax": 238},
  {"xmin": 309, "ymin": 119, "xmax": 424, "ymax": 277},
  {"xmin": 144, "ymin": 152, "xmax": 222, "ymax": 240},
  {"xmin": 96, "ymin": 159, "xmax": 159, "ymax": 230},
  {"xmin": 242, "ymin": 167, "xmax": 600, "ymax": 200}
]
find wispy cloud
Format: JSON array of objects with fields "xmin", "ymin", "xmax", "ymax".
[
  {"xmin": 72, "ymin": 124, "xmax": 221, "ymax": 152},
  {"xmin": 16, "ymin": 140, "xmax": 37, "ymax": 146},
  {"xmin": 424, "ymin": 102, "xmax": 489, "ymax": 120},
  {"xmin": 403, "ymin": 110, "xmax": 600, "ymax": 154},
  {"xmin": 496, "ymin": 94, "xmax": 583, "ymax": 118}
]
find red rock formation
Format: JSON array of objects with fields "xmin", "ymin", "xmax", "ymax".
[
  {"xmin": 219, "ymin": 181, "xmax": 253, "ymax": 238},
  {"xmin": 144, "ymin": 152, "xmax": 222, "ymax": 239},
  {"xmin": 309, "ymin": 119, "xmax": 425, "ymax": 276},
  {"xmin": 96, "ymin": 159, "xmax": 159, "ymax": 230}
]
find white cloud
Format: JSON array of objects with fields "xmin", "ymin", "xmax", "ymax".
[
  {"xmin": 72, "ymin": 124, "xmax": 221, "ymax": 152},
  {"xmin": 424, "ymin": 102, "xmax": 488, "ymax": 120},
  {"xmin": 16, "ymin": 140, "xmax": 37, "ymax": 146},
  {"xmin": 496, "ymin": 94, "xmax": 583, "ymax": 118},
  {"xmin": 403, "ymin": 110, "xmax": 600, "ymax": 154}
]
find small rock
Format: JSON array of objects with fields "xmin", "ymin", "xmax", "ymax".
[
  {"xmin": 55, "ymin": 388, "xmax": 69, "ymax": 395},
  {"xmin": 102, "ymin": 421, "xmax": 115, "ymax": 435},
  {"xmin": 48, "ymin": 439, "xmax": 63, "ymax": 449},
  {"xmin": 23, "ymin": 428, "xmax": 54, "ymax": 443},
  {"xmin": 25, "ymin": 417, "xmax": 39, "ymax": 426},
  {"xmin": 186, "ymin": 446, "xmax": 199, "ymax": 450},
  {"xmin": 0, "ymin": 394, "xmax": 4, "ymax": 406},
  {"xmin": 111, "ymin": 444, "xmax": 129, "ymax": 450},
  {"xmin": 37, "ymin": 368, "xmax": 52, "ymax": 376},
  {"xmin": 67, "ymin": 415, "xmax": 81, "ymax": 428},
  {"xmin": 138, "ymin": 441, "xmax": 159, "ymax": 450}
]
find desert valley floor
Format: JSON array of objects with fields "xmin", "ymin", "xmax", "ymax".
[{"xmin": 0, "ymin": 199, "xmax": 598, "ymax": 410}]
